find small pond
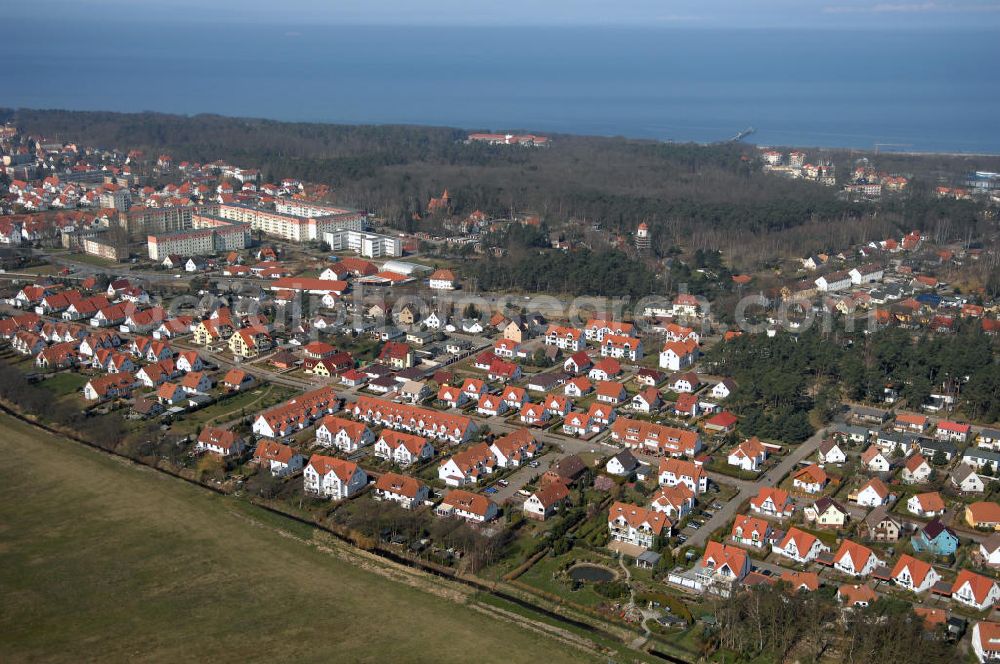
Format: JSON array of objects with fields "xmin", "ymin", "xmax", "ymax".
[{"xmin": 569, "ymin": 563, "xmax": 617, "ymax": 583}]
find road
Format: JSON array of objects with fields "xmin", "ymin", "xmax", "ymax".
[{"xmin": 681, "ymin": 425, "xmax": 830, "ymax": 549}]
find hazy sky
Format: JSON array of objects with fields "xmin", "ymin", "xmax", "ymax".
[{"xmin": 11, "ymin": 0, "xmax": 1000, "ymax": 27}]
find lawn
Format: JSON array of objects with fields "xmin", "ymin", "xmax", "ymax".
[
  {"xmin": 518, "ymin": 551, "xmax": 619, "ymax": 608},
  {"xmin": 0, "ymin": 414, "xmax": 595, "ymax": 663},
  {"xmin": 40, "ymin": 371, "xmax": 89, "ymax": 397},
  {"xmin": 169, "ymin": 383, "xmax": 298, "ymax": 434}
]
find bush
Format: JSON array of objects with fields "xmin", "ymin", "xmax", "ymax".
[{"xmin": 592, "ymin": 580, "xmax": 630, "ymax": 599}]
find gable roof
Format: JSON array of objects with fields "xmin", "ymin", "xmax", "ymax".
[
  {"xmin": 953, "ymin": 569, "xmax": 997, "ymax": 605},
  {"xmin": 306, "ymin": 454, "xmax": 361, "ymax": 482},
  {"xmin": 891, "ymin": 553, "xmax": 935, "ymax": 587},
  {"xmin": 608, "ymin": 502, "xmax": 669, "ymax": 535},
  {"xmin": 701, "ymin": 541, "xmax": 747, "ymax": 576},
  {"xmin": 833, "ymin": 540, "xmax": 875, "ymax": 571},
  {"xmin": 374, "ymin": 472, "xmax": 426, "ymax": 499}
]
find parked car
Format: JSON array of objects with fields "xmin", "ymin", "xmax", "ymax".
[{"xmin": 497, "ymin": 479, "xmax": 509, "ymax": 487}]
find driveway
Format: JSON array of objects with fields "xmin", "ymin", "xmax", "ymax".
[
  {"xmin": 490, "ymin": 454, "xmax": 555, "ymax": 503},
  {"xmin": 681, "ymin": 425, "xmax": 830, "ymax": 550}
]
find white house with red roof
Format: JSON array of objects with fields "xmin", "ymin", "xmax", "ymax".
[
  {"xmin": 658, "ymin": 458, "xmax": 707, "ymax": 494},
  {"xmin": 730, "ymin": 514, "xmax": 773, "ymax": 549},
  {"xmin": 659, "ymin": 339, "xmax": 699, "ymax": 371},
  {"xmin": 437, "ymin": 384, "xmax": 469, "ymax": 409},
  {"xmin": 728, "ymin": 437, "xmax": 767, "ymax": 472},
  {"xmin": 650, "ymin": 485, "xmax": 695, "ymax": 519},
  {"xmin": 196, "ymin": 427, "xmax": 246, "ymax": 457},
  {"xmin": 608, "ymin": 502, "xmax": 670, "ymax": 549},
  {"xmin": 428, "ymin": 269, "xmax": 456, "ymax": 290},
  {"xmin": 436, "ymin": 489, "xmax": 498, "ymax": 523},
  {"xmin": 855, "ymin": 478, "xmax": 890, "ymax": 507},
  {"xmin": 438, "ymin": 443, "xmax": 495, "ymax": 486},
  {"xmin": 891, "ymin": 554, "xmax": 940, "ymax": 593},
  {"xmin": 936, "ymin": 420, "xmax": 972, "ymax": 443},
  {"xmin": 490, "ymin": 429, "xmax": 540, "ymax": 468},
  {"xmin": 374, "ymin": 472, "xmax": 429, "ymax": 510},
  {"xmin": 583, "ymin": 319, "xmax": 635, "ymax": 342},
  {"xmin": 476, "ymin": 393, "xmax": 508, "ymax": 417},
  {"xmin": 832, "ymin": 540, "xmax": 883, "ymax": 577},
  {"xmin": 953, "ymin": 570, "xmax": 1000, "ymax": 611},
  {"xmin": 600, "ymin": 334, "xmax": 642, "ymax": 361},
  {"xmin": 544, "ymin": 325, "xmax": 584, "ymax": 352},
  {"xmin": 523, "ymin": 482, "xmax": 570, "ymax": 521},
  {"xmin": 373, "ymin": 430, "xmax": 433, "ymax": 466},
  {"xmin": 253, "ymin": 440, "xmax": 305, "ymax": 477},
  {"xmin": 563, "ymin": 350, "xmax": 592, "ymax": 375},
  {"xmin": 315, "ymin": 416, "xmax": 374, "ymax": 452},
  {"xmin": 772, "ymin": 527, "xmax": 829, "ymax": 563},
  {"xmin": 972, "ymin": 621, "xmax": 1000, "ymax": 663},
  {"xmin": 303, "ymin": 455, "xmax": 367, "ymax": 499},
  {"xmin": 519, "ymin": 402, "xmax": 550, "ymax": 427}
]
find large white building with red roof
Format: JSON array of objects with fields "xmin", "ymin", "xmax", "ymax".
[{"xmin": 303, "ymin": 454, "xmax": 367, "ymax": 499}]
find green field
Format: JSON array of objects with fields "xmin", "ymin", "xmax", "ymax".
[
  {"xmin": 0, "ymin": 414, "xmax": 596, "ymax": 663},
  {"xmin": 40, "ymin": 371, "xmax": 89, "ymax": 397},
  {"xmin": 169, "ymin": 383, "xmax": 298, "ymax": 434}
]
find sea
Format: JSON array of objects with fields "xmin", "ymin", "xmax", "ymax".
[{"xmin": 4, "ymin": 21, "xmax": 1000, "ymax": 154}]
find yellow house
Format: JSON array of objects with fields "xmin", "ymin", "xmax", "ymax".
[
  {"xmin": 966, "ymin": 502, "xmax": 1000, "ymax": 531},
  {"xmin": 396, "ymin": 304, "xmax": 418, "ymax": 326},
  {"xmin": 229, "ymin": 329, "xmax": 270, "ymax": 358},
  {"xmin": 193, "ymin": 319, "xmax": 230, "ymax": 346},
  {"xmin": 503, "ymin": 320, "xmax": 525, "ymax": 343}
]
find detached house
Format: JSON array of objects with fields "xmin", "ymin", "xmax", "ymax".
[
  {"xmin": 608, "ymin": 502, "xmax": 670, "ymax": 550},
  {"xmin": 727, "ymin": 436, "xmax": 767, "ymax": 472},
  {"xmin": 730, "ymin": 514, "xmax": 773, "ymax": 549},
  {"xmin": 315, "ymin": 416, "xmax": 375, "ymax": 453},
  {"xmin": 659, "ymin": 339, "xmax": 698, "ymax": 371},
  {"xmin": 792, "ymin": 464, "xmax": 828, "ymax": 494},
  {"xmin": 907, "ymin": 491, "xmax": 946, "ymax": 517},
  {"xmin": 952, "ymin": 570, "xmax": 1000, "ymax": 611},
  {"xmin": 476, "ymin": 393, "xmax": 508, "ymax": 417},
  {"xmin": 952, "ymin": 464, "xmax": 987, "ymax": 493},
  {"xmin": 606, "ymin": 449, "xmax": 639, "ymax": 477},
  {"xmin": 303, "ymin": 455, "xmax": 367, "ymax": 499},
  {"xmin": 891, "ymin": 554, "xmax": 941, "ymax": 593},
  {"xmin": 196, "ymin": 427, "xmax": 247, "ymax": 457},
  {"xmin": 563, "ymin": 350, "xmax": 592, "ymax": 375},
  {"xmin": 772, "ymin": 527, "xmax": 830, "ymax": 563},
  {"xmin": 523, "ymin": 482, "xmax": 570, "ymax": 521},
  {"xmin": 750, "ymin": 487, "xmax": 795, "ymax": 518},
  {"xmin": 864, "ymin": 505, "xmax": 902, "ymax": 542},
  {"xmin": 902, "ymin": 453, "xmax": 933, "ymax": 484},
  {"xmin": 490, "ymin": 429, "xmax": 540, "ymax": 468},
  {"xmin": 861, "ymin": 446, "xmax": 891, "ymax": 473},
  {"xmin": 252, "ymin": 440, "xmax": 305, "ymax": 477},
  {"xmin": 83, "ymin": 372, "xmax": 136, "ymax": 401},
  {"xmin": 966, "ymin": 502, "xmax": 1000, "ymax": 531},
  {"xmin": 936, "ymin": 420, "xmax": 972, "ymax": 443},
  {"xmin": 805, "ymin": 497, "xmax": 849, "ymax": 528},
  {"xmin": 650, "ymin": 484, "xmax": 695, "ymax": 519},
  {"xmin": 436, "ymin": 489, "xmax": 498, "ymax": 523},
  {"xmin": 817, "ymin": 440, "xmax": 847, "ymax": 465},
  {"xmin": 855, "ymin": 478, "xmax": 890, "ymax": 507},
  {"xmin": 438, "ymin": 443, "xmax": 495, "ymax": 486},
  {"xmin": 658, "ymin": 458, "xmax": 707, "ymax": 494},
  {"xmin": 373, "ymin": 430, "xmax": 434, "ymax": 466},
  {"xmin": 374, "ymin": 473, "xmax": 429, "ymax": 510},
  {"xmin": 832, "ymin": 540, "xmax": 883, "ymax": 577},
  {"xmin": 911, "ymin": 519, "xmax": 959, "ymax": 556}
]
